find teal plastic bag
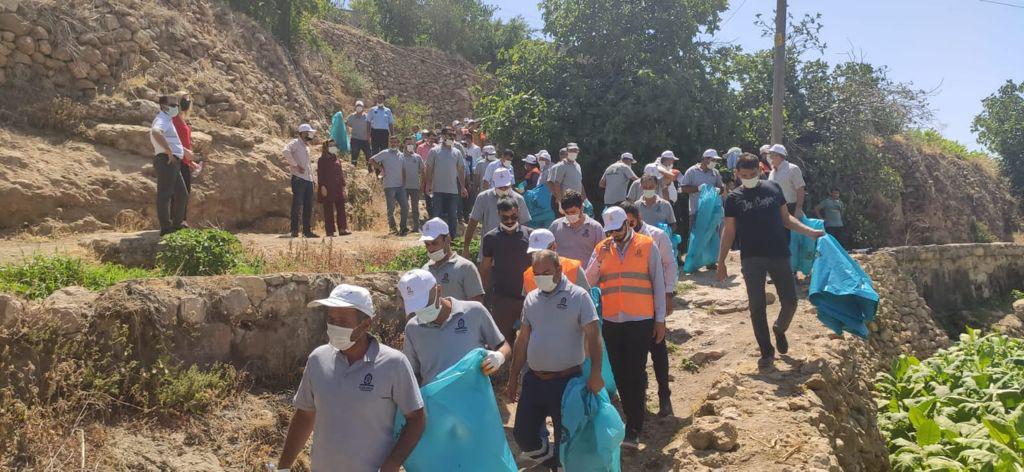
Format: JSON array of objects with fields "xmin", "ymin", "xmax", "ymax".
[
  {"xmin": 789, "ymin": 216, "xmax": 825, "ymax": 276},
  {"xmin": 330, "ymin": 111, "xmax": 350, "ymax": 153},
  {"xmin": 682, "ymin": 184, "xmax": 723, "ymax": 273},
  {"xmin": 524, "ymin": 183, "xmax": 556, "ymax": 229},
  {"xmin": 808, "ymin": 235, "xmax": 878, "ymax": 338},
  {"xmin": 583, "ymin": 199, "xmax": 594, "ymax": 218},
  {"xmin": 655, "ymin": 222, "xmax": 682, "ymax": 277},
  {"xmin": 585, "ymin": 287, "xmax": 617, "ymax": 398},
  {"xmin": 395, "ymin": 348, "xmax": 516, "ymax": 471},
  {"xmin": 559, "ymin": 375, "xmax": 625, "ymax": 472}
]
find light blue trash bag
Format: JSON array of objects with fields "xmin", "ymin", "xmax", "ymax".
[
  {"xmin": 560, "ymin": 375, "xmax": 625, "ymax": 472},
  {"xmin": 789, "ymin": 216, "xmax": 825, "ymax": 276},
  {"xmin": 655, "ymin": 222, "xmax": 682, "ymax": 278},
  {"xmin": 524, "ymin": 183, "xmax": 556, "ymax": 229},
  {"xmin": 682, "ymin": 184, "xmax": 723, "ymax": 273},
  {"xmin": 808, "ymin": 234, "xmax": 879, "ymax": 338},
  {"xmin": 329, "ymin": 111, "xmax": 350, "ymax": 153},
  {"xmin": 394, "ymin": 348, "xmax": 516, "ymax": 472},
  {"xmin": 584, "ymin": 287, "xmax": 616, "ymax": 398}
]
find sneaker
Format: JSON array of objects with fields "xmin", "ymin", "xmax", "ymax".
[
  {"xmin": 621, "ymin": 432, "xmax": 641, "ymax": 451},
  {"xmin": 302, "ymin": 231, "xmax": 320, "ymax": 238},
  {"xmin": 657, "ymin": 396, "xmax": 674, "ymax": 418},
  {"xmin": 775, "ymin": 330, "xmax": 789, "ymax": 355},
  {"xmin": 339, "ymin": 230, "xmax": 352, "ymax": 236}
]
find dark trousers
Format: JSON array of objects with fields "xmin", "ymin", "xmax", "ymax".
[
  {"xmin": 424, "ymin": 193, "xmax": 434, "ymax": 218},
  {"xmin": 826, "ymin": 226, "xmax": 846, "ymax": 248},
  {"xmin": 649, "ymin": 338, "xmax": 670, "ymax": 398},
  {"xmin": 154, "ymin": 154, "xmax": 187, "ymax": 233},
  {"xmin": 290, "ymin": 176, "xmax": 314, "ymax": 234},
  {"xmin": 179, "ymin": 164, "xmax": 192, "ymax": 220},
  {"xmin": 405, "ymin": 189, "xmax": 421, "ymax": 229},
  {"xmin": 432, "ymin": 192, "xmax": 460, "ymax": 238},
  {"xmin": 370, "ymin": 128, "xmax": 390, "ymax": 155},
  {"xmin": 322, "ymin": 197, "xmax": 347, "ymax": 235},
  {"xmin": 512, "ymin": 370, "xmax": 572, "ymax": 468},
  {"xmin": 350, "ymin": 138, "xmax": 371, "ymax": 167},
  {"xmin": 740, "ymin": 256, "xmax": 798, "ymax": 358},
  {"xmin": 490, "ymin": 293, "xmax": 524, "ymax": 347},
  {"xmin": 603, "ymin": 319, "xmax": 653, "ymax": 436}
]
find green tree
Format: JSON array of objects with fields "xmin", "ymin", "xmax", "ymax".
[
  {"xmin": 350, "ymin": 0, "xmax": 421, "ymax": 45},
  {"xmin": 973, "ymin": 80, "xmax": 1024, "ymax": 198},
  {"xmin": 228, "ymin": 0, "xmax": 335, "ymax": 48}
]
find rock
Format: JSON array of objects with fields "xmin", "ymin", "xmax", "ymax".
[
  {"xmin": 89, "ymin": 123, "xmax": 156, "ymax": 157},
  {"xmin": 13, "ymin": 34, "xmax": 33, "ymax": 54},
  {"xmin": 10, "ymin": 50, "xmax": 28, "ymax": 64},
  {"xmin": 708, "ymin": 378, "xmax": 738, "ymax": 400},
  {"xmin": 78, "ymin": 46, "xmax": 102, "ymax": 64},
  {"xmin": 0, "ymin": 13, "xmax": 30, "ymax": 36},
  {"xmin": 0, "ymin": 293, "xmax": 23, "ymax": 328},
  {"xmin": 218, "ymin": 110, "xmax": 242, "ymax": 126},
  {"xmin": 102, "ymin": 14, "xmax": 120, "ymax": 31},
  {"xmin": 67, "ymin": 216, "xmax": 111, "ymax": 233},
  {"xmin": 233, "ymin": 276, "xmax": 268, "ymax": 304},
  {"xmin": 191, "ymin": 131, "xmax": 213, "ymax": 154},
  {"xmin": 686, "ymin": 416, "xmax": 739, "ymax": 451},
  {"xmin": 0, "ymin": 0, "xmax": 19, "ymax": 13},
  {"xmin": 29, "ymin": 25, "xmax": 46, "ymax": 40},
  {"xmin": 713, "ymin": 300, "xmax": 747, "ymax": 315},
  {"xmin": 68, "ymin": 60, "xmax": 90, "ymax": 79},
  {"xmin": 691, "ymin": 350, "xmax": 725, "ymax": 365},
  {"xmin": 765, "ymin": 292, "xmax": 777, "ymax": 305},
  {"xmin": 787, "ymin": 396, "xmax": 811, "ymax": 411},
  {"xmin": 259, "ymin": 282, "xmax": 307, "ymax": 317},
  {"xmin": 216, "ymin": 287, "xmax": 250, "ymax": 319},
  {"xmin": 1013, "ymin": 299, "xmax": 1024, "ymax": 317},
  {"xmin": 40, "ymin": 286, "xmax": 97, "ymax": 334},
  {"xmin": 178, "ymin": 296, "xmax": 207, "ymax": 325},
  {"xmin": 36, "ymin": 39, "xmax": 50, "ymax": 56},
  {"xmin": 81, "ymin": 231, "xmax": 161, "ymax": 268},
  {"xmin": 804, "ymin": 373, "xmax": 827, "ymax": 391}
]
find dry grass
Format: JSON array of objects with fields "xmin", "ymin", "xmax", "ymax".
[
  {"xmin": 244, "ymin": 238, "xmax": 405, "ymax": 275},
  {"xmin": 113, "ymin": 211, "xmax": 152, "ymax": 233}
]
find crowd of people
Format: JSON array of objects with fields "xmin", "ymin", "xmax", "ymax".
[{"xmin": 147, "ymin": 94, "xmax": 842, "ymax": 471}]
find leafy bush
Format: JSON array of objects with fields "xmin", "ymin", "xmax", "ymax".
[
  {"xmin": 875, "ymin": 329, "xmax": 1024, "ymax": 471},
  {"xmin": 0, "ymin": 255, "xmax": 156, "ymax": 299},
  {"xmin": 156, "ymin": 229, "xmax": 245, "ymax": 276},
  {"xmin": 370, "ymin": 237, "xmax": 479, "ymax": 272}
]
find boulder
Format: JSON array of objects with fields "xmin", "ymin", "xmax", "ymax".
[
  {"xmin": 1013, "ymin": 298, "xmax": 1024, "ymax": 317},
  {"xmin": 0, "ymin": 13, "xmax": 30, "ymax": 36},
  {"xmin": 691, "ymin": 350, "xmax": 725, "ymax": 365},
  {"xmin": 686, "ymin": 416, "xmax": 738, "ymax": 451},
  {"xmin": 89, "ymin": 123, "xmax": 154, "ymax": 157},
  {"xmin": 13, "ymin": 34, "xmax": 33, "ymax": 55},
  {"xmin": 178, "ymin": 296, "xmax": 207, "ymax": 325},
  {"xmin": 39, "ymin": 286, "xmax": 97, "ymax": 334},
  {"xmin": 81, "ymin": 231, "xmax": 161, "ymax": 268},
  {"xmin": 0, "ymin": 293, "xmax": 23, "ymax": 328}
]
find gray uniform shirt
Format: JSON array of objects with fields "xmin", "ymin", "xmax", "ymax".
[
  {"xmin": 678, "ymin": 164, "xmax": 724, "ymax": 215},
  {"xmin": 422, "ymin": 254, "xmax": 485, "ymax": 300},
  {"xmin": 426, "ymin": 146, "xmax": 465, "ymax": 195},
  {"xmin": 470, "ymin": 188, "xmax": 532, "ymax": 238},
  {"xmin": 346, "ymin": 112, "xmax": 370, "ymax": 141},
  {"xmin": 293, "ymin": 339, "xmax": 423, "ymax": 472},
  {"xmin": 601, "ymin": 162, "xmax": 638, "ymax": 204},
  {"xmin": 549, "ymin": 216, "xmax": 605, "ymax": 264},
  {"xmin": 548, "ymin": 160, "xmax": 585, "ymax": 194},
  {"xmin": 403, "ymin": 152, "xmax": 424, "ymax": 190},
  {"xmin": 522, "ymin": 279, "xmax": 599, "ymax": 372},
  {"xmin": 626, "ymin": 179, "xmax": 642, "ymax": 202},
  {"xmin": 371, "ymin": 150, "xmax": 405, "ymax": 189},
  {"xmin": 402, "ymin": 298, "xmax": 505, "ymax": 385},
  {"xmin": 637, "ymin": 196, "xmax": 677, "ymax": 226}
]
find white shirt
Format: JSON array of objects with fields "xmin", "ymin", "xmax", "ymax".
[
  {"xmin": 768, "ymin": 160, "xmax": 806, "ymax": 204},
  {"xmin": 150, "ymin": 111, "xmax": 184, "ymax": 158}
]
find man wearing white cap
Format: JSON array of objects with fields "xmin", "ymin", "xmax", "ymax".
[
  {"xmin": 507, "ymin": 249, "xmax": 604, "ymax": 470},
  {"xmin": 273, "ymin": 284, "xmax": 424, "ymax": 472},
  {"xmin": 626, "ymin": 163, "xmax": 662, "ymax": 202},
  {"xmin": 766, "ymin": 144, "xmax": 806, "ymax": 218},
  {"xmin": 521, "ymin": 154, "xmax": 542, "ymax": 192},
  {"xmin": 522, "ymin": 229, "xmax": 590, "ymax": 294},
  {"xmin": 464, "ymin": 167, "xmax": 531, "ymax": 262},
  {"xmin": 482, "ymin": 148, "xmax": 515, "ymax": 190},
  {"xmin": 725, "ymin": 146, "xmax": 742, "ymax": 172},
  {"xmin": 399, "ymin": 269, "xmax": 509, "ymax": 385},
  {"xmin": 420, "ymin": 217, "xmax": 485, "ymax": 303},
  {"xmin": 679, "ymin": 149, "xmax": 725, "ymax": 257},
  {"xmin": 637, "ymin": 174, "xmax": 677, "ymax": 232},
  {"xmin": 600, "ymin": 152, "xmax": 639, "ymax": 206},
  {"xmin": 283, "ymin": 123, "xmax": 320, "ymax": 238},
  {"xmin": 584, "ymin": 206, "xmax": 665, "ymax": 449},
  {"xmin": 346, "ymin": 100, "xmax": 372, "ymax": 168},
  {"xmin": 536, "ymin": 150, "xmax": 553, "ymax": 185},
  {"xmin": 473, "ymin": 145, "xmax": 496, "ymax": 199},
  {"xmin": 547, "ymin": 142, "xmax": 587, "ymax": 213}
]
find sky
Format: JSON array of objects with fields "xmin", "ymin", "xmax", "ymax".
[{"xmin": 492, "ymin": 0, "xmax": 1024, "ymax": 150}]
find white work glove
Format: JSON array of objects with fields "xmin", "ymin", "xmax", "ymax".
[
  {"xmin": 481, "ymin": 350, "xmax": 505, "ymax": 375},
  {"xmin": 265, "ymin": 463, "xmax": 289, "ymax": 472}
]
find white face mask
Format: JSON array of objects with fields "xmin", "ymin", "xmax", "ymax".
[
  {"xmin": 415, "ymin": 292, "xmax": 442, "ymax": 324},
  {"xmin": 536, "ymin": 275, "xmax": 558, "ymax": 292},
  {"xmin": 406, "ymin": 145, "xmax": 415, "ymax": 153},
  {"xmin": 500, "ymin": 222, "xmax": 518, "ymax": 232},
  {"xmin": 444, "ymin": 139, "xmax": 454, "ymax": 147},
  {"xmin": 567, "ymin": 152, "xmax": 578, "ymax": 162},
  {"xmin": 166, "ymin": 106, "xmax": 179, "ymax": 117},
  {"xmin": 741, "ymin": 177, "xmax": 760, "ymax": 189},
  {"xmin": 487, "ymin": 154, "xmax": 497, "ymax": 161},
  {"xmin": 356, "ymin": 105, "xmax": 364, "ymax": 112},
  {"xmin": 496, "ymin": 188, "xmax": 511, "ymax": 197},
  {"xmin": 329, "ymin": 146, "xmax": 339, "ymax": 155},
  {"xmin": 540, "ymin": 160, "xmax": 549, "ymax": 169},
  {"xmin": 566, "ymin": 213, "xmax": 581, "ymax": 224},
  {"xmin": 709, "ymin": 161, "xmax": 718, "ymax": 170},
  {"xmin": 326, "ymin": 323, "xmax": 357, "ymax": 351},
  {"xmin": 643, "ymin": 189, "xmax": 657, "ymax": 199},
  {"xmin": 427, "ymin": 247, "xmax": 447, "ymax": 262}
]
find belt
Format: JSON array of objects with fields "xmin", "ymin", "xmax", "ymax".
[{"xmin": 530, "ymin": 365, "xmax": 581, "ymax": 380}]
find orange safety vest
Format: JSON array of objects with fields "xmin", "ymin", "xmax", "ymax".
[
  {"xmin": 595, "ymin": 233, "xmax": 655, "ymax": 319},
  {"xmin": 522, "ymin": 257, "xmax": 581, "ymax": 293}
]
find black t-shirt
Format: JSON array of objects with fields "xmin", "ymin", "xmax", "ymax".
[
  {"xmin": 724, "ymin": 181, "xmax": 790, "ymax": 259},
  {"xmin": 481, "ymin": 225, "xmax": 533, "ymax": 297}
]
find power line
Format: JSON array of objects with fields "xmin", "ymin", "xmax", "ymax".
[
  {"xmin": 979, "ymin": 0, "xmax": 1024, "ymax": 9},
  {"xmin": 721, "ymin": 0, "xmax": 749, "ymax": 27}
]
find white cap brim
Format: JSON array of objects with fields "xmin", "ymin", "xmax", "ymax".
[
  {"xmin": 603, "ymin": 219, "xmax": 625, "ymax": 232},
  {"xmin": 402, "ymin": 292, "xmax": 431, "ymax": 315},
  {"xmin": 419, "ymin": 233, "xmax": 442, "ymax": 242}
]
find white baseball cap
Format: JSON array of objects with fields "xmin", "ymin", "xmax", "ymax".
[
  {"xmin": 643, "ymin": 163, "xmax": 661, "ymax": 177},
  {"xmin": 759, "ymin": 144, "xmax": 771, "ymax": 154},
  {"xmin": 727, "ymin": 146, "xmax": 742, "ymax": 156},
  {"xmin": 298, "ymin": 123, "xmax": 315, "ymax": 134},
  {"xmin": 702, "ymin": 149, "xmax": 721, "ymax": 159},
  {"xmin": 307, "ymin": 284, "xmax": 375, "ymax": 318},
  {"xmin": 355, "ymin": 100, "xmax": 364, "ymax": 107},
  {"xmin": 492, "ymin": 168, "xmax": 514, "ymax": 188},
  {"xmin": 620, "ymin": 152, "xmax": 635, "ymax": 162},
  {"xmin": 524, "ymin": 154, "xmax": 538, "ymax": 164},
  {"xmin": 398, "ymin": 269, "xmax": 436, "ymax": 315},
  {"xmin": 567, "ymin": 142, "xmax": 580, "ymax": 151},
  {"xmin": 482, "ymin": 145, "xmax": 497, "ymax": 155},
  {"xmin": 769, "ymin": 144, "xmax": 788, "ymax": 157},
  {"xmin": 660, "ymin": 150, "xmax": 678, "ymax": 160},
  {"xmin": 602, "ymin": 206, "xmax": 628, "ymax": 232},
  {"xmin": 527, "ymin": 229, "xmax": 556, "ymax": 253},
  {"xmin": 537, "ymin": 150, "xmax": 551, "ymax": 161},
  {"xmin": 419, "ymin": 217, "xmax": 449, "ymax": 242}
]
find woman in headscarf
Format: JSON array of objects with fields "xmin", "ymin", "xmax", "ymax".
[{"xmin": 317, "ymin": 139, "xmax": 350, "ymax": 236}]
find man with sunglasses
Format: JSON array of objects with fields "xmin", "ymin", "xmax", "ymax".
[{"xmin": 479, "ymin": 197, "xmax": 533, "ymax": 344}]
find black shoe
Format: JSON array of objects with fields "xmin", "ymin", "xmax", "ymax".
[
  {"xmin": 398, "ymin": 228, "xmax": 409, "ymax": 236},
  {"xmin": 621, "ymin": 432, "xmax": 641, "ymax": 451},
  {"xmin": 775, "ymin": 330, "xmax": 789, "ymax": 355},
  {"xmin": 657, "ymin": 396, "xmax": 674, "ymax": 417},
  {"xmin": 290, "ymin": 232, "xmax": 299, "ymax": 238},
  {"xmin": 758, "ymin": 353, "xmax": 776, "ymax": 368},
  {"xmin": 411, "ymin": 227, "xmax": 420, "ymax": 233},
  {"xmin": 302, "ymin": 231, "xmax": 320, "ymax": 238},
  {"xmin": 706, "ymin": 263, "xmax": 717, "ymax": 271}
]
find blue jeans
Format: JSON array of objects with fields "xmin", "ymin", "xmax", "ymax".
[
  {"xmin": 383, "ymin": 187, "xmax": 408, "ymax": 232},
  {"xmin": 432, "ymin": 192, "xmax": 460, "ymax": 238},
  {"xmin": 290, "ymin": 176, "xmax": 313, "ymax": 234}
]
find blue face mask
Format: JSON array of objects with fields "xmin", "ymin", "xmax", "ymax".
[{"xmin": 167, "ymin": 106, "xmax": 179, "ymax": 118}]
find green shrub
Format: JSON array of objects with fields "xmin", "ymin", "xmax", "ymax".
[
  {"xmin": 970, "ymin": 221, "xmax": 998, "ymax": 244},
  {"xmin": 0, "ymin": 255, "xmax": 156, "ymax": 299},
  {"xmin": 370, "ymin": 237, "xmax": 479, "ymax": 272},
  {"xmin": 875, "ymin": 329, "xmax": 1024, "ymax": 471},
  {"xmin": 154, "ymin": 361, "xmax": 241, "ymax": 415},
  {"xmin": 156, "ymin": 229, "xmax": 245, "ymax": 276}
]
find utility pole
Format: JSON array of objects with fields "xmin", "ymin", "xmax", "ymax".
[{"xmin": 770, "ymin": 0, "xmax": 787, "ymax": 145}]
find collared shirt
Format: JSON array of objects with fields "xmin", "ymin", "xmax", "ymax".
[
  {"xmin": 293, "ymin": 338, "xmax": 423, "ymax": 472},
  {"xmin": 638, "ymin": 223, "xmax": 678, "ymax": 293},
  {"xmin": 472, "ymin": 158, "xmax": 490, "ymax": 193},
  {"xmin": 816, "ymin": 198, "xmax": 845, "ymax": 227},
  {"xmin": 601, "ymin": 162, "xmax": 638, "ymax": 205},
  {"xmin": 416, "ymin": 141, "xmax": 433, "ymax": 161},
  {"xmin": 422, "ymin": 253, "xmax": 485, "ymax": 300},
  {"xmin": 626, "ymin": 179, "xmax": 642, "ymax": 202},
  {"xmin": 521, "ymin": 278, "xmax": 598, "ymax": 372},
  {"xmin": 548, "ymin": 216, "xmax": 604, "ymax": 264},
  {"xmin": 470, "ymin": 189, "xmax": 532, "ymax": 247},
  {"xmin": 548, "ymin": 160, "xmax": 584, "ymax": 194},
  {"xmin": 368, "ymin": 105, "xmax": 394, "ymax": 130},
  {"xmin": 584, "ymin": 231, "xmax": 667, "ymax": 322},
  {"xmin": 371, "ymin": 149, "xmax": 405, "ymax": 189},
  {"xmin": 402, "ymin": 298, "xmax": 505, "ymax": 385},
  {"xmin": 426, "ymin": 146, "xmax": 465, "ymax": 194},
  {"xmin": 150, "ymin": 111, "xmax": 184, "ymax": 158},
  {"xmin": 539, "ymin": 164, "xmax": 552, "ymax": 185},
  {"xmin": 481, "ymin": 225, "xmax": 533, "ymax": 297},
  {"xmin": 402, "ymin": 151, "xmax": 424, "ymax": 190},
  {"xmin": 678, "ymin": 164, "xmax": 724, "ymax": 215},
  {"xmin": 346, "ymin": 112, "xmax": 370, "ymax": 140},
  {"xmin": 768, "ymin": 160, "xmax": 806, "ymax": 204},
  {"xmin": 636, "ymin": 196, "xmax": 676, "ymax": 226},
  {"xmin": 483, "ymin": 160, "xmax": 513, "ymax": 187},
  {"xmin": 283, "ymin": 138, "xmax": 314, "ymax": 182}
]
